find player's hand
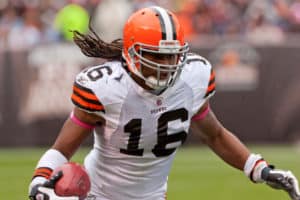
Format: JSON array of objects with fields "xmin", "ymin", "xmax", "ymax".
[
  {"xmin": 262, "ymin": 167, "xmax": 300, "ymax": 200},
  {"xmin": 29, "ymin": 171, "xmax": 79, "ymax": 200}
]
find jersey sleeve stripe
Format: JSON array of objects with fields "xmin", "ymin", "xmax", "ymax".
[
  {"xmin": 207, "ymin": 82, "xmax": 216, "ymax": 93},
  {"xmin": 72, "ymin": 81, "xmax": 105, "ymax": 112},
  {"xmin": 204, "ymin": 88, "xmax": 215, "ymax": 98},
  {"xmin": 204, "ymin": 69, "xmax": 216, "ymax": 98},
  {"xmin": 208, "ymin": 76, "xmax": 215, "ymax": 87},
  {"xmin": 73, "ymin": 82, "xmax": 99, "ymax": 101},
  {"xmin": 71, "ymin": 94, "xmax": 105, "ymax": 112},
  {"xmin": 72, "ymin": 89, "xmax": 102, "ymax": 106}
]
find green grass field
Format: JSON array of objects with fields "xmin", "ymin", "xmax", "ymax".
[{"xmin": 0, "ymin": 145, "xmax": 299, "ymax": 200}]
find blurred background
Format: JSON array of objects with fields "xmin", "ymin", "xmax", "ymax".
[
  {"xmin": 1, "ymin": 0, "xmax": 300, "ymax": 146},
  {"xmin": 0, "ymin": 0, "xmax": 300, "ymax": 199}
]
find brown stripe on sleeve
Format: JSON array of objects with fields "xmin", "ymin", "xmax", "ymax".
[
  {"xmin": 71, "ymin": 82, "xmax": 105, "ymax": 112},
  {"xmin": 32, "ymin": 167, "xmax": 53, "ymax": 180},
  {"xmin": 204, "ymin": 69, "xmax": 216, "ymax": 98}
]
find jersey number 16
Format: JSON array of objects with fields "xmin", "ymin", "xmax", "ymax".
[{"xmin": 120, "ymin": 108, "xmax": 188, "ymax": 157}]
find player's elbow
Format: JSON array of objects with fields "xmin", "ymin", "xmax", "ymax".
[{"xmin": 200, "ymin": 125, "xmax": 225, "ymax": 146}]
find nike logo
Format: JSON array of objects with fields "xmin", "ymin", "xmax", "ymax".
[{"xmin": 114, "ymin": 73, "xmax": 123, "ymax": 82}]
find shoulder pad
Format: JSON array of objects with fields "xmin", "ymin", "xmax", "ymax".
[
  {"xmin": 75, "ymin": 61, "xmax": 122, "ymax": 88},
  {"xmin": 71, "ymin": 61, "xmax": 127, "ymax": 113},
  {"xmin": 181, "ymin": 53, "xmax": 215, "ymax": 98},
  {"xmin": 81, "ymin": 64, "xmax": 113, "ymax": 82},
  {"xmin": 70, "ymin": 63, "xmax": 117, "ymax": 113},
  {"xmin": 186, "ymin": 53, "xmax": 210, "ymax": 66}
]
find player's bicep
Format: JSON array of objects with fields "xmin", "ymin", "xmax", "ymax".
[
  {"xmin": 52, "ymin": 108, "xmax": 104, "ymax": 159},
  {"xmin": 190, "ymin": 101, "xmax": 224, "ymax": 143}
]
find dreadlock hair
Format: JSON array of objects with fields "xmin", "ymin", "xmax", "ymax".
[{"xmin": 72, "ymin": 23, "xmax": 123, "ymax": 60}]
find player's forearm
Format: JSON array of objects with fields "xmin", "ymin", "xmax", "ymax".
[{"xmin": 204, "ymin": 127, "xmax": 250, "ymax": 170}]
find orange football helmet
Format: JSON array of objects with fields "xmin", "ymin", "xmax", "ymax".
[{"xmin": 122, "ymin": 6, "xmax": 189, "ymax": 91}]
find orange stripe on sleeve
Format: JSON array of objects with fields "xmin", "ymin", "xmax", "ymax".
[
  {"xmin": 72, "ymin": 94, "xmax": 104, "ymax": 111},
  {"xmin": 33, "ymin": 167, "xmax": 53, "ymax": 179},
  {"xmin": 204, "ymin": 69, "xmax": 216, "ymax": 98},
  {"xmin": 73, "ymin": 85, "xmax": 99, "ymax": 101},
  {"xmin": 206, "ymin": 82, "xmax": 216, "ymax": 93}
]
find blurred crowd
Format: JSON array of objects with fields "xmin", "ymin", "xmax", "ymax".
[{"xmin": 1, "ymin": 0, "xmax": 300, "ymax": 51}]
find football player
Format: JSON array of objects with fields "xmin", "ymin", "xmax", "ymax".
[{"xmin": 29, "ymin": 6, "xmax": 300, "ymax": 200}]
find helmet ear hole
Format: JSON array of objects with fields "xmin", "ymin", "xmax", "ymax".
[{"xmin": 128, "ymin": 47, "xmax": 135, "ymax": 56}]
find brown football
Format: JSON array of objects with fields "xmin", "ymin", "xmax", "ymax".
[{"xmin": 51, "ymin": 162, "xmax": 91, "ymax": 200}]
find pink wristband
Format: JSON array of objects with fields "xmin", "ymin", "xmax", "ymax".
[
  {"xmin": 192, "ymin": 105, "xmax": 210, "ymax": 121},
  {"xmin": 70, "ymin": 111, "xmax": 95, "ymax": 130}
]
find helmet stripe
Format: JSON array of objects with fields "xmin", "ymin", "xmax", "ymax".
[
  {"xmin": 169, "ymin": 14, "xmax": 177, "ymax": 40},
  {"xmin": 151, "ymin": 6, "xmax": 175, "ymax": 40}
]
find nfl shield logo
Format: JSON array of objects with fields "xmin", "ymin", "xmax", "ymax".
[{"xmin": 156, "ymin": 98, "xmax": 162, "ymax": 106}]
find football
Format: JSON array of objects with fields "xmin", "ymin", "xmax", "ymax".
[{"xmin": 51, "ymin": 162, "xmax": 91, "ymax": 200}]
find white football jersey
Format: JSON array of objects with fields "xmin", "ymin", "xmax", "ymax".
[{"xmin": 71, "ymin": 53, "xmax": 215, "ymax": 200}]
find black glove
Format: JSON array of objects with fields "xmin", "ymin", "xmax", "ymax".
[{"xmin": 262, "ymin": 166, "xmax": 300, "ymax": 200}]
